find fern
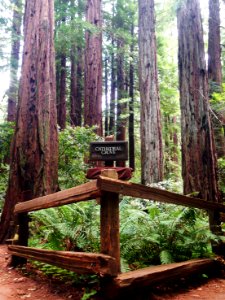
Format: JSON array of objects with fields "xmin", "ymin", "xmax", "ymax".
[{"xmin": 160, "ymin": 250, "xmax": 174, "ymax": 264}]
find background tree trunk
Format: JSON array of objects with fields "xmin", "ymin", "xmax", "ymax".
[
  {"xmin": 208, "ymin": 0, "xmax": 225, "ymax": 158},
  {"xmin": 129, "ymin": 22, "xmax": 135, "ymax": 170},
  {"xmin": 70, "ymin": 43, "xmax": 77, "ymax": 126},
  {"xmin": 109, "ymin": 37, "xmax": 116, "ymax": 135},
  {"xmin": 58, "ymin": 52, "xmax": 67, "ymax": 129},
  {"xmin": 104, "ymin": 56, "xmax": 109, "ymax": 135},
  {"xmin": 177, "ymin": 0, "xmax": 219, "ymax": 202},
  {"xmin": 0, "ymin": 0, "xmax": 58, "ymax": 243},
  {"xmin": 138, "ymin": 0, "xmax": 163, "ymax": 184},
  {"xmin": 84, "ymin": 0, "xmax": 102, "ymax": 136},
  {"xmin": 7, "ymin": 0, "xmax": 23, "ymax": 122},
  {"xmin": 208, "ymin": 0, "xmax": 222, "ymax": 86}
]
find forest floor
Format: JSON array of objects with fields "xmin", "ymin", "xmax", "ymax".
[{"xmin": 1, "ymin": 245, "xmax": 225, "ymax": 300}]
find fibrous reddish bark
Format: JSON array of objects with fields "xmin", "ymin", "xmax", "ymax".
[
  {"xmin": 0, "ymin": 0, "xmax": 58, "ymax": 242},
  {"xmin": 138, "ymin": 0, "xmax": 163, "ymax": 184},
  {"xmin": 208, "ymin": 0, "xmax": 222, "ymax": 85},
  {"xmin": 84, "ymin": 0, "xmax": 102, "ymax": 136},
  {"xmin": 177, "ymin": 0, "xmax": 219, "ymax": 202},
  {"xmin": 208, "ymin": 0, "xmax": 225, "ymax": 158}
]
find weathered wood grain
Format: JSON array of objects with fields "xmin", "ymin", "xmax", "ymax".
[
  {"xmin": 97, "ymin": 176, "xmax": 225, "ymax": 212},
  {"xmin": 8, "ymin": 245, "xmax": 117, "ymax": 276},
  {"xmin": 100, "ymin": 170, "xmax": 121, "ymax": 274},
  {"xmin": 101, "ymin": 191, "xmax": 120, "ymax": 274},
  {"xmin": 113, "ymin": 258, "xmax": 216, "ymax": 289},
  {"xmin": 14, "ymin": 180, "xmax": 100, "ymax": 213}
]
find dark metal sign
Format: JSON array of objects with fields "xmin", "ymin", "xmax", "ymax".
[{"xmin": 90, "ymin": 141, "xmax": 128, "ymax": 161}]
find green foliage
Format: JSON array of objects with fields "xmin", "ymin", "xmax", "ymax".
[
  {"xmin": 218, "ymin": 158, "xmax": 225, "ymax": 196},
  {"xmin": 0, "ymin": 122, "xmax": 14, "ymax": 206},
  {"xmin": 81, "ymin": 289, "xmax": 97, "ymax": 300},
  {"xmin": 30, "ymin": 201, "xmax": 100, "ymax": 253},
  {"xmin": 0, "ymin": 122, "xmax": 14, "ymax": 164},
  {"xmin": 120, "ymin": 198, "xmax": 217, "ymax": 268},
  {"xmin": 210, "ymin": 83, "xmax": 225, "ymax": 114},
  {"xmin": 30, "ymin": 196, "xmax": 217, "ymax": 272},
  {"xmin": 58, "ymin": 126, "xmax": 99, "ymax": 189}
]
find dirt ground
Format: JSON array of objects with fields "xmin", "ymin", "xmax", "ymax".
[{"xmin": 1, "ymin": 245, "xmax": 225, "ymax": 300}]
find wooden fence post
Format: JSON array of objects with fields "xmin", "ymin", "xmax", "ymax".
[{"xmin": 100, "ymin": 169, "xmax": 121, "ymax": 274}]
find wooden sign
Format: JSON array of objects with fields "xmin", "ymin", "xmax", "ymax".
[{"xmin": 90, "ymin": 141, "xmax": 128, "ymax": 161}]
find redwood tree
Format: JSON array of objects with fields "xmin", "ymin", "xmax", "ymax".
[
  {"xmin": 0, "ymin": 0, "xmax": 58, "ymax": 242},
  {"xmin": 177, "ymin": 0, "xmax": 219, "ymax": 202},
  {"xmin": 208, "ymin": 0, "xmax": 222, "ymax": 86},
  {"xmin": 7, "ymin": 0, "xmax": 23, "ymax": 122},
  {"xmin": 57, "ymin": 0, "xmax": 67, "ymax": 130},
  {"xmin": 138, "ymin": 0, "xmax": 163, "ymax": 184},
  {"xmin": 208, "ymin": 0, "xmax": 225, "ymax": 158},
  {"xmin": 84, "ymin": 0, "xmax": 102, "ymax": 136}
]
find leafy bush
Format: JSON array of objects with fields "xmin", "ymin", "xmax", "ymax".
[
  {"xmin": 30, "ymin": 201, "xmax": 100, "ymax": 253},
  {"xmin": 218, "ymin": 158, "xmax": 225, "ymax": 197},
  {"xmin": 0, "ymin": 122, "xmax": 14, "ymax": 208},
  {"xmin": 58, "ymin": 126, "xmax": 99, "ymax": 189}
]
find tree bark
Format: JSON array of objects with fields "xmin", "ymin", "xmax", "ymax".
[
  {"xmin": 109, "ymin": 38, "xmax": 116, "ymax": 135},
  {"xmin": 177, "ymin": 0, "xmax": 219, "ymax": 202},
  {"xmin": 138, "ymin": 0, "xmax": 163, "ymax": 184},
  {"xmin": 0, "ymin": 0, "xmax": 58, "ymax": 243},
  {"xmin": 58, "ymin": 52, "xmax": 67, "ymax": 129},
  {"xmin": 104, "ymin": 56, "xmax": 109, "ymax": 135},
  {"xmin": 7, "ymin": 0, "xmax": 23, "ymax": 122},
  {"xmin": 84, "ymin": 0, "xmax": 103, "ymax": 136},
  {"xmin": 208, "ymin": 0, "xmax": 222, "ymax": 86},
  {"xmin": 70, "ymin": 43, "xmax": 77, "ymax": 126},
  {"xmin": 129, "ymin": 22, "xmax": 135, "ymax": 170},
  {"xmin": 208, "ymin": 0, "xmax": 225, "ymax": 158}
]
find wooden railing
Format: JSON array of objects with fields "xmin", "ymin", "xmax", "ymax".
[{"xmin": 8, "ymin": 171, "xmax": 225, "ymax": 294}]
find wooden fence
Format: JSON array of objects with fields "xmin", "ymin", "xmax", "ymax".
[{"xmin": 8, "ymin": 171, "xmax": 225, "ymax": 295}]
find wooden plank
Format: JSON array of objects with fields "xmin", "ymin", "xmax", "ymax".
[
  {"xmin": 14, "ymin": 180, "xmax": 100, "ymax": 213},
  {"xmin": 97, "ymin": 176, "xmax": 225, "ymax": 212},
  {"xmin": 113, "ymin": 258, "xmax": 216, "ymax": 289},
  {"xmin": 8, "ymin": 245, "xmax": 117, "ymax": 276},
  {"xmin": 100, "ymin": 170, "xmax": 121, "ymax": 274}
]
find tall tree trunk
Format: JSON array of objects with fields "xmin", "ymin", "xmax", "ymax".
[
  {"xmin": 109, "ymin": 38, "xmax": 116, "ymax": 134},
  {"xmin": 58, "ymin": 52, "xmax": 67, "ymax": 129},
  {"xmin": 177, "ymin": 0, "xmax": 219, "ymax": 202},
  {"xmin": 84, "ymin": 0, "xmax": 102, "ymax": 136},
  {"xmin": 138, "ymin": 0, "xmax": 163, "ymax": 184},
  {"xmin": 7, "ymin": 0, "xmax": 23, "ymax": 122},
  {"xmin": 76, "ymin": 45, "xmax": 83, "ymax": 126},
  {"xmin": 70, "ymin": 0, "xmax": 83, "ymax": 127},
  {"xmin": 70, "ymin": 43, "xmax": 77, "ymax": 126},
  {"xmin": 129, "ymin": 22, "xmax": 135, "ymax": 170},
  {"xmin": 57, "ymin": 1, "xmax": 67, "ymax": 130},
  {"xmin": 208, "ymin": 0, "xmax": 225, "ymax": 158},
  {"xmin": 116, "ymin": 38, "xmax": 126, "ymax": 140},
  {"xmin": 208, "ymin": 0, "xmax": 222, "ymax": 86},
  {"xmin": 104, "ymin": 56, "xmax": 109, "ymax": 135},
  {"xmin": 0, "ymin": 0, "xmax": 58, "ymax": 243}
]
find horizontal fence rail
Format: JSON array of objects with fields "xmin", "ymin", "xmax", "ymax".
[
  {"xmin": 97, "ymin": 176, "xmax": 225, "ymax": 212},
  {"xmin": 8, "ymin": 245, "xmax": 117, "ymax": 276},
  {"xmin": 14, "ymin": 180, "xmax": 100, "ymax": 214}
]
